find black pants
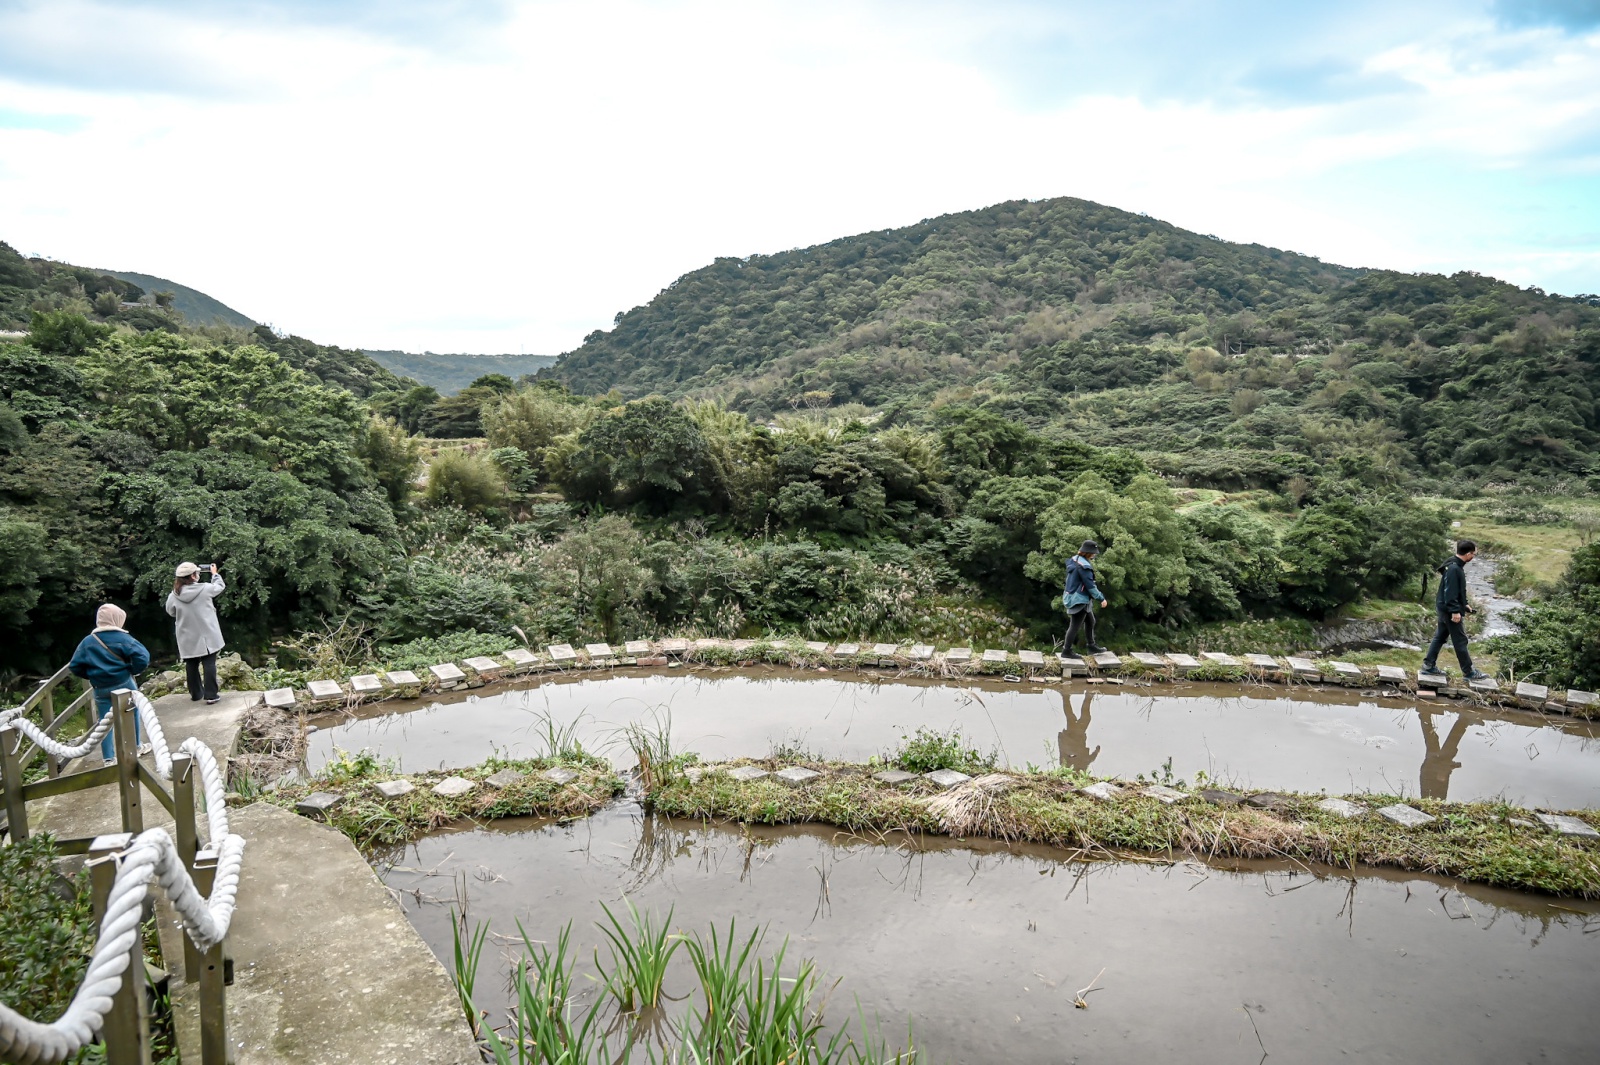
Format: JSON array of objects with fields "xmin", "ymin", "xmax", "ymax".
[
  {"xmin": 185, "ymin": 653, "xmax": 219, "ymax": 701},
  {"xmin": 1065, "ymin": 608, "xmax": 1097, "ymax": 651},
  {"xmin": 1423, "ymin": 613, "xmax": 1473, "ymax": 674}
]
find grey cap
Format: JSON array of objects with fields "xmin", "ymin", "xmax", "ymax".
[{"xmin": 1079, "ymin": 540, "xmax": 1099, "ymax": 555}]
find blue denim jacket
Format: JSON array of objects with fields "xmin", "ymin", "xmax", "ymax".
[{"xmin": 1063, "ymin": 554, "xmax": 1103, "ymax": 609}]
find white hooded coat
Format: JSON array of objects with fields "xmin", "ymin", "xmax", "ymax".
[{"xmin": 165, "ymin": 576, "xmax": 227, "ymax": 659}]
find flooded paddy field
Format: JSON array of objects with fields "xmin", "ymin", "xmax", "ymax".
[
  {"xmin": 310, "ymin": 669, "xmax": 1600, "ymax": 809},
  {"xmin": 382, "ymin": 804, "xmax": 1600, "ymax": 1064}
]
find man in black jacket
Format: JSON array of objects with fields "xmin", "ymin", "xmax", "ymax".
[{"xmin": 1420, "ymin": 540, "xmax": 1490, "ymax": 681}]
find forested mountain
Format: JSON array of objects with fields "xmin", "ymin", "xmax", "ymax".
[
  {"xmin": 547, "ymin": 197, "xmax": 1600, "ymax": 490},
  {"xmin": 366, "ymin": 350, "xmax": 558, "ymax": 395},
  {"xmin": 100, "ymin": 269, "xmax": 256, "ymax": 329}
]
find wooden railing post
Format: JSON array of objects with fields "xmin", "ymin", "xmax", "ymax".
[
  {"xmin": 0, "ymin": 723, "xmax": 26, "ymax": 842},
  {"xmin": 192, "ymin": 847, "xmax": 230, "ymax": 1064},
  {"xmin": 172, "ymin": 753, "xmax": 203, "ymax": 983},
  {"xmin": 111, "ymin": 690, "xmax": 143, "ymax": 835},
  {"xmin": 90, "ymin": 832, "xmax": 152, "ymax": 1065}
]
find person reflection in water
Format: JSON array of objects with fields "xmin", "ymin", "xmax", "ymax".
[
  {"xmin": 1417, "ymin": 707, "xmax": 1471, "ymax": 800},
  {"xmin": 1057, "ymin": 691, "xmax": 1100, "ymax": 774}
]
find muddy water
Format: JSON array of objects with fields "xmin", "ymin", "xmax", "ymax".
[
  {"xmin": 309, "ymin": 670, "xmax": 1600, "ymax": 808},
  {"xmin": 382, "ymin": 806, "xmax": 1600, "ymax": 1064}
]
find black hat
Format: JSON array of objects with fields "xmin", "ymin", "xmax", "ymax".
[{"xmin": 1079, "ymin": 540, "xmax": 1099, "ymax": 555}]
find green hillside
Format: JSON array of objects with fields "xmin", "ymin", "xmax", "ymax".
[
  {"xmin": 546, "ymin": 196, "xmax": 1600, "ymax": 488},
  {"xmin": 102, "ymin": 269, "xmax": 256, "ymax": 328},
  {"xmin": 365, "ymin": 350, "xmax": 558, "ymax": 395}
]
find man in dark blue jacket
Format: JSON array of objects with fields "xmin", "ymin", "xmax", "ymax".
[
  {"xmin": 1420, "ymin": 540, "xmax": 1489, "ymax": 681},
  {"xmin": 1063, "ymin": 540, "xmax": 1109, "ymax": 654},
  {"xmin": 67, "ymin": 604, "xmax": 150, "ymax": 763}
]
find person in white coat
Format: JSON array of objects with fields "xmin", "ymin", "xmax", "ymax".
[{"xmin": 166, "ymin": 561, "xmax": 227, "ymax": 704}]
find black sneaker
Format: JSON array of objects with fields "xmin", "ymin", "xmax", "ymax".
[
  {"xmin": 1086, "ymin": 644, "xmax": 1109, "ymax": 654},
  {"xmin": 1467, "ymin": 671, "xmax": 1492, "ymax": 682},
  {"xmin": 1419, "ymin": 666, "xmax": 1446, "ymax": 678}
]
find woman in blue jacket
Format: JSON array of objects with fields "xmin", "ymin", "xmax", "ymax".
[
  {"xmin": 67, "ymin": 604, "xmax": 150, "ymax": 764},
  {"xmin": 1063, "ymin": 540, "xmax": 1109, "ymax": 655}
]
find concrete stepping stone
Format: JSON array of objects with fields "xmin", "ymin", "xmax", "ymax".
[
  {"xmin": 463, "ymin": 656, "xmax": 504, "ymax": 678},
  {"xmin": 1515, "ymin": 681, "xmax": 1550, "ymax": 705},
  {"xmin": 385, "ymin": 670, "xmax": 421, "ymax": 686},
  {"xmin": 1565, "ymin": 689, "xmax": 1597, "ymax": 711},
  {"xmin": 1416, "ymin": 670, "xmax": 1446, "ymax": 688},
  {"xmin": 1201, "ymin": 652, "xmax": 1242, "ymax": 667},
  {"xmin": 1377, "ymin": 803, "xmax": 1435, "ymax": 827},
  {"xmin": 805, "ymin": 641, "xmax": 829, "ymax": 653},
  {"xmin": 429, "ymin": 663, "xmax": 466, "ymax": 689},
  {"xmin": 544, "ymin": 767, "xmax": 579, "ymax": 785},
  {"xmin": 1198, "ymin": 788, "xmax": 1243, "ymax": 806},
  {"xmin": 504, "ymin": 648, "xmax": 539, "ymax": 671},
  {"xmin": 1130, "ymin": 652, "xmax": 1168, "ymax": 668},
  {"xmin": 1141, "ymin": 784, "xmax": 1187, "ymax": 804},
  {"xmin": 1535, "ymin": 813, "xmax": 1600, "ymax": 838},
  {"xmin": 1058, "ymin": 654, "xmax": 1088, "ymax": 676},
  {"xmin": 1317, "ymin": 797, "xmax": 1367, "ymax": 819},
  {"xmin": 660, "ymin": 638, "xmax": 689, "ymax": 654},
  {"xmin": 1285, "ymin": 657, "xmax": 1320, "ymax": 679},
  {"xmin": 372, "ymin": 780, "xmax": 414, "ymax": 799},
  {"xmin": 695, "ymin": 639, "xmax": 726, "ymax": 650},
  {"xmin": 1079, "ymin": 781, "xmax": 1123, "ymax": 801},
  {"xmin": 432, "ymin": 776, "xmax": 475, "ymax": 797},
  {"xmin": 264, "ymin": 687, "xmax": 296, "ymax": 709},
  {"xmin": 1167, "ymin": 653, "xmax": 1200, "ymax": 672},
  {"xmin": 833, "ymin": 643, "xmax": 860, "ymax": 657},
  {"xmin": 1091, "ymin": 651, "xmax": 1121, "ymax": 669},
  {"xmin": 1329, "ymin": 662, "xmax": 1363, "ymax": 682},
  {"xmin": 945, "ymin": 647, "xmax": 972, "ymax": 664},
  {"xmin": 350, "ymin": 674, "xmax": 384, "ymax": 694},
  {"xmin": 870, "ymin": 642, "xmax": 899, "ymax": 657},
  {"xmin": 924, "ymin": 768, "xmax": 971, "ymax": 789},
  {"xmin": 910, "ymin": 644, "xmax": 935, "ymax": 661},
  {"xmin": 727, "ymin": 766, "xmax": 770, "ymax": 782},
  {"xmin": 1243, "ymin": 654, "xmax": 1281, "ymax": 671},
  {"xmin": 1376, "ymin": 665, "xmax": 1408, "ymax": 683},
  {"xmin": 295, "ymin": 791, "xmax": 343, "ymax": 819},
  {"xmin": 624, "ymin": 640, "xmax": 652, "ymax": 655},
  {"xmin": 1244, "ymin": 792, "xmax": 1293, "ymax": 810},
  {"xmin": 547, "ymin": 644, "xmax": 578, "ymax": 662},
  {"xmin": 981, "ymin": 649, "xmax": 1009, "ymax": 664},
  {"xmin": 1015, "ymin": 649, "xmax": 1044, "ymax": 668},
  {"xmin": 483, "ymin": 769, "xmax": 525, "ymax": 788},
  {"xmin": 1468, "ymin": 675, "xmax": 1501, "ymax": 693},
  {"xmin": 873, "ymin": 769, "xmax": 918, "ymax": 784},
  {"xmin": 731, "ymin": 639, "xmax": 756, "ymax": 651},
  {"xmin": 308, "ymin": 679, "xmax": 344, "ymax": 702},
  {"xmin": 584, "ymin": 643, "xmax": 615, "ymax": 658},
  {"xmin": 775, "ymin": 766, "xmax": 821, "ymax": 786}
]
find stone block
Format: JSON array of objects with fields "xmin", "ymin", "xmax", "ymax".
[
  {"xmin": 695, "ymin": 639, "xmax": 725, "ymax": 651},
  {"xmin": 1377, "ymin": 803, "xmax": 1435, "ymax": 827},
  {"xmin": 660, "ymin": 638, "xmax": 690, "ymax": 654},
  {"xmin": 833, "ymin": 643, "xmax": 860, "ymax": 657},
  {"xmin": 624, "ymin": 640, "xmax": 652, "ymax": 655},
  {"xmin": 1535, "ymin": 813, "xmax": 1600, "ymax": 839},
  {"xmin": 1416, "ymin": 670, "xmax": 1446, "ymax": 688},
  {"xmin": 1018, "ymin": 649, "xmax": 1045, "ymax": 667},
  {"xmin": 1468, "ymin": 675, "xmax": 1500, "ymax": 693},
  {"xmin": 1515, "ymin": 681, "xmax": 1550, "ymax": 704},
  {"xmin": 871, "ymin": 642, "xmax": 899, "ymax": 657},
  {"xmin": 372, "ymin": 780, "xmax": 414, "ymax": 799},
  {"xmin": 1058, "ymin": 655, "xmax": 1088, "ymax": 675},
  {"xmin": 1166, "ymin": 653, "xmax": 1200, "ymax": 671},
  {"xmin": 727, "ymin": 765, "xmax": 770, "ymax": 782},
  {"xmin": 805, "ymin": 641, "xmax": 829, "ymax": 653},
  {"xmin": 924, "ymin": 768, "xmax": 971, "ymax": 789},
  {"xmin": 1376, "ymin": 665, "xmax": 1408, "ymax": 683},
  {"xmin": 731, "ymin": 639, "xmax": 756, "ymax": 652},
  {"xmin": 1130, "ymin": 652, "xmax": 1168, "ymax": 668},
  {"xmin": 503, "ymin": 648, "xmax": 538, "ymax": 670},
  {"xmin": 1244, "ymin": 792, "xmax": 1293, "ymax": 810},
  {"xmin": 1565, "ymin": 688, "xmax": 1597, "ymax": 710},
  {"xmin": 463, "ymin": 656, "xmax": 504, "ymax": 677},
  {"xmin": 350, "ymin": 674, "xmax": 384, "ymax": 694},
  {"xmin": 945, "ymin": 647, "xmax": 972, "ymax": 663},
  {"xmin": 1286, "ymin": 657, "xmax": 1320, "ymax": 678},
  {"xmin": 873, "ymin": 769, "xmax": 918, "ymax": 784},
  {"xmin": 307, "ymin": 679, "xmax": 344, "ymax": 702},
  {"xmin": 1201, "ymin": 652, "xmax": 1242, "ymax": 667},
  {"xmin": 547, "ymin": 644, "xmax": 578, "ymax": 662},
  {"xmin": 910, "ymin": 644, "xmax": 935, "ymax": 661},
  {"xmin": 483, "ymin": 769, "xmax": 526, "ymax": 789},
  {"xmin": 584, "ymin": 643, "xmax": 615, "ymax": 658},
  {"xmin": 544, "ymin": 767, "xmax": 579, "ymax": 785},
  {"xmin": 1079, "ymin": 781, "xmax": 1123, "ymax": 801},
  {"xmin": 1317, "ymin": 797, "xmax": 1366, "ymax": 819},
  {"xmin": 264, "ymin": 687, "xmax": 297, "ymax": 709},
  {"xmin": 1198, "ymin": 788, "xmax": 1243, "ymax": 805},
  {"xmin": 429, "ymin": 663, "xmax": 466, "ymax": 686},
  {"xmin": 385, "ymin": 670, "xmax": 421, "ymax": 686},
  {"xmin": 981, "ymin": 649, "xmax": 1009, "ymax": 664},
  {"xmin": 295, "ymin": 791, "xmax": 342, "ymax": 818},
  {"xmin": 637, "ymin": 656, "xmax": 668, "ymax": 667},
  {"xmin": 1091, "ymin": 651, "xmax": 1121, "ymax": 669},
  {"xmin": 1330, "ymin": 662, "xmax": 1363, "ymax": 682},
  {"xmin": 431, "ymin": 776, "xmax": 475, "ymax": 797},
  {"xmin": 775, "ymin": 767, "xmax": 821, "ymax": 786},
  {"xmin": 1243, "ymin": 654, "xmax": 1281, "ymax": 670},
  {"xmin": 1141, "ymin": 784, "xmax": 1187, "ymax": 804}
]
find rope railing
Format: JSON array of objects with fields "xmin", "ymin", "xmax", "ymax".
[{"xmin": 0, "ymin": 689, "xmax": 246, "ymax": 1065}]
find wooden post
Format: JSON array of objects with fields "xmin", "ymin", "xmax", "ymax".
[
  {"xmin": 192, "ymin": 848, "xmax": 230, "ymax": 1064},
  {"xmin": 90, "ymin": 833, "xmax": 151, "ymax": 1065},
  {"xmin": 0, "ymin": 723, "xmax": 26, "ymax": 842},
  {"xmin": 172, "ymin": 753, "xmax": 201, "ymax": 983},
  {"xmin": 43, "ymin": 680, "xmax": 59, "ymax": 779},
  {"xmin": 111, "ymin": 691, "xmax": 142, "ymax": 836}
]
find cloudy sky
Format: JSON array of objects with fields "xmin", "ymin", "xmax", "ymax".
[{"xmin": 1, "ymin": 0, "xmax": 1597, "ymax": 354}]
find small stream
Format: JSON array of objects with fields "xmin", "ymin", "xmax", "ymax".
[{"xmin": 1469, "ymin": 556, "xmax": 1524, "ymax": 639}]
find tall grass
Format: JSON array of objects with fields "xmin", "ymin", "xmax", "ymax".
[
  {"xmin": 529, "ymin": 708, "xmax": 592, "ymax": 763},
  {"xmin": 620, "ymin": 707, "xmax": 682, "ymax": 791},
  {"xmin": 597, "ymin": 898, "xmax": 681, "ymax": 1014}
]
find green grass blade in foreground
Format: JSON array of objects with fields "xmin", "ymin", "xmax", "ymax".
[{"xmin": 596, "ymin": 896, "xmax": 682, "ymax": 1014}]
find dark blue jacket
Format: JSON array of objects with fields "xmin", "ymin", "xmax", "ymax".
[
  {"xmin": 1435, "ymin": 556, "xmax": 1470, "ymax": 615},
  {"xmin": 1063, "ymin": 555, "xmax": 1103, "ymax": 609},
  {"xmin": 68, "ymin": 630, "xmax": 151, "ymax": 691}
]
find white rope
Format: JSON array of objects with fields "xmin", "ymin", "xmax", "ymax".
[
  {"xmin": 128, "ymin": 690, "xmax": 229, "ymax": 840},
  {"xmin": 0, "ymin": 710, "xmax": 114, "ymax": 761}
]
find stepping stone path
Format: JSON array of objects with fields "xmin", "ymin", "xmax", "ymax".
[
  {"xmin": 372, "ymin": 780, "xmax": 414, "ymax": 798},
  {"xmin": 1416, "ymin": 670, "xmax": 1446, "ymax": 688},
  {"xmin": 544, "ymin": 767, "xmax": 579, "ymax": 785},
  {"xmin": 1199, "ymin": 789, "xmax": 1243, "ymax": 805},
  {"xmin": 1469, "ymin": 675, "xmax": 1500, "ymax": 692},
  {"xmin": 385, "ymin": 670, "xmax": 422, "ymax": 687},
  {"xmin": 946, "ymin": 648, "xmax": 972, "ymax": 664},
  {"xmin": 924, "ymin": 769, "xmax": 971, "ymax": 789},
  {"xmin": 1330, "ymin": 662, "xmax": 1362, "ymax": 682},
  {"xmin": 1516, "ymin": 681, "xmax": 1550, "ymax": 704},
  {"xmin": 350, "ymin": 674, "xmax": 384, "ymax": 694},
  {"xmin": 1378, "ymin": 803, "xmax": 1435, "ymax": 827},
  {"xmin": 463, "ymin": 656, "xmax": 504, "ymax": 678},
  {"xmin": 871, "ymin": 643, "xmax": 898, "ymax": 657},
  {"xmin": 432, "ymin": 776, "xmax": 475, "ymax": 797},
  {"xmin": 1018, "ymin": 649, "xmax": 1045, "ymax": 667},
  {"xmin": 1092, "ymin": 651, "xmax": 1121, "ymax": 668},
  {"xmin": 585, "ymin": 643, "xmax": 614, "ymax": 658},
  {"xmin": 1058, "ymin": 654, "xmax": 1088, "ymax": 675},
  {"xmin": 1201, "ymin": 652, "xmax": 1242, "ymax": 667},
  {"xmin": 1244, "ymin": 654, "xmax": 1280, "ymax": 671},
  {"xmin": 727, "ymin": 766, "xmax": 770, "ymax": 782},
  {"xmin": 1167, "ymin": 653, "xmax": 1200, "ymax": 672},
  {"xmin": 805, "ymin": 641, "xmax": 829, "ymax": 653},
  {"xmin": 1141, "ymin": 784, "xmax": 1187, "ymax": 804},
  {"xmin": 981, "ymin": 649, "xmax": 1009, "ymax": 664},
  {"xmin": 1080, "ymin": 781, "xmax": 1122, "ymax": 801},
  {"xmin": 1286, "ymin": 657, "xmax": 1319, "ymax": 679},
  {"xmin": 1130, "ymin": 652, "xmax": 1167, "ymax": 668},
  {"xmin": 547, "ymin": 644, "xmax": 578, "ymax": 662},
  {"xmin": 910, "ymin": 644, "xmax": 935, "ymax": 661},
  {"xmin": 624, "ymin": 640, "xmax": 652, "ymax": 655},
  {"xmin": 660, "ymin": 638, "xmax": 689, "ymax": 654},
  {"xmin": 873, "ymin": 769, "xmax": 918, "ymax": 784},
  {"xmin": 1535, "ymin": 813, "xmax": 1599, "ymax": 839},
  {"xmin": 1566, "ymin": 689, "xmax": 1597, "ymax": 711},
  {"xmin": 834, "ymin": 643, "xmax": 860, "ymax": 657},
  {"xmin": 504, "ymin": 648, "xmax": 538, "ymax": 670},
  {"xmin": 1244, "ymin": 792, "xmax": 1293, "ymax": 810},
  {"xmin": 308, "ymin": 679, "xmax": 344, "ymax": 702},
  {"xmin": 429, "ymin": 663, "xmax": 466, "ymax": 688},
  {"xmin": 1318, "ymin": 797, "xmax": 1366, "ymax": 819},
  {"xmin": 264, "ymin": 688, "xmax": 296, "ymax": 709},
  {"xmin": 776, "ymin": 767, "xmax": 821, "ymax": 786},
  {"xmin": 483, "ymin": 769, "xmax": 525, "ymax": 788},
  {"xmin": 1376, "ymin": 665, "xmax": 1408, "ymax": 683},
  {"xmin": 295, "ymin": 791, "xmax": 342, "ymax": 818}
]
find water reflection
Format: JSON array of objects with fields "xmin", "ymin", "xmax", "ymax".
[
  {"xmin": 1418, "ymin": 708, "xmax": 1472, "ymax": 800},
  {"xmin": 1056, "ymin": 690, "xmax": 1100, "ymax": 774}
]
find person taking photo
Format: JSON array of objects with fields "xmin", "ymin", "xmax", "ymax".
[{"xmin": 166, "ymin": 561, "xmax": 227, "ymax": 704}]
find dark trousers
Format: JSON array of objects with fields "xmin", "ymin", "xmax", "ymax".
[
  {"xmin": 1423, "ymin": 612, "xmax": 1473, "ymax": 674},
  {"xmin": 92, "ymin": 685, "xmax": 142, "ymax": 761},
  {"xmin": 185, "ymin": 653, "xmax": 219, "ymax": 701},
  {"xmin": 1065, "ymin": 607, "xmax": 1097, "ymax": 651}
]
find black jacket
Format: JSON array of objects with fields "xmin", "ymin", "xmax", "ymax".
[{"xmin": 1435, "ymin": 556, "xmax": 1470, "ymax": 615}]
